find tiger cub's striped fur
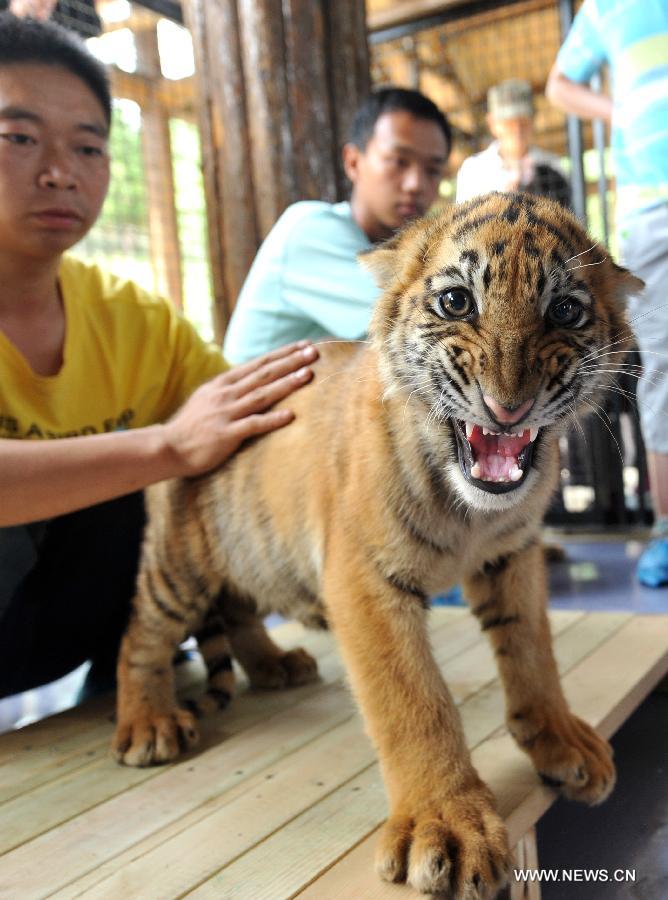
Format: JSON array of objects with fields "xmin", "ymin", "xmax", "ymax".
[{"xmin": 113, "ymin": 193, "xmax": 641, "ymax": 898}]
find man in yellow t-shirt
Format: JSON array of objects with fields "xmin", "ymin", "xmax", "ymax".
[{"xmin": 0, "ymin": 14, "xmax": 318, "ymax": 697}]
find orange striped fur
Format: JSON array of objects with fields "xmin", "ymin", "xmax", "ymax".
[{"xmin": 113, "ymin": 194, "xmax": 641, "ymax": 897}]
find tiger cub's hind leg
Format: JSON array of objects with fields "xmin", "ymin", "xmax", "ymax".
[{"xmin": 222, "ymin": 594, "xmax": 319, "ymax": 689}]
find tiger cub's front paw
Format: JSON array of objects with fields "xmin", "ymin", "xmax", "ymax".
[
  {"xmin": 112, "ymin": 707, "xmax": 199, "ymax": 767},
  {"xmin": 248, "ymin": 647, "xmax": 319, "ymax": 689},
  {"xmin": 375, "ymin": 782, "xmax": 511, "ymax": 898},
  {"xmin": 511, "ymin": 708, "xmax": 615, "ymax": 805}
]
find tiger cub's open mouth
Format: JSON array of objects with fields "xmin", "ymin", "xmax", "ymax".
[{"xmin": 452, "ymin": 420, "xmax": 540, "ymax": 494}]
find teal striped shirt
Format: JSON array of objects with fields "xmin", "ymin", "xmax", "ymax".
[{"xmin": 557, "ymin": 0, "xmax": 668, "ymax": 223}]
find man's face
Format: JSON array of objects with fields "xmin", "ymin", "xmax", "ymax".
[
  {"xmin": 0, "ymin": 63, "xmax": 110, "ymax": 264},
  {"xmin": 344, "ymin": 110, "xmax": 449, "ymax": 242},
  {"xmin": 488, "ymin": 115, "xmax": 533, "ymax": 162}
]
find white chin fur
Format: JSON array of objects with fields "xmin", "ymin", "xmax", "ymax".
[{"xmin": 446, "ymin": 461, "xmax": 540, "ymax": 512}]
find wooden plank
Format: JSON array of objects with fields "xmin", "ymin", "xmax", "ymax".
[
  {"xmin": 0, "ymin": 609, "xmax": 574, "ymax": 812},
  {"xmin": 270, "ymin": 615, "xmax": 668, "ymax": 899},
  {"xmin": 510, "ymin": 828, "xmax": 541, "ymax": 900},
  {"xmin": 187, "ymin": 766, "xmax": 388, "ymax": 900},
  {"xmin": 58, "ymin": 716, "xmax": 373, "ymax": 900},
  {"xmin": 49, "ymin": 613, "xmax": 491, "ymax": 897},
  {"xmin": 3, "ymin": 610, "xmax": 659, "ymax": 900},
  {"xmin": 473, "ymin": 613, "xmax": 630, "ymax": 748},
  {"xmin": 0, "ymin": 624, "xmax": 325, "ymax": 800},
  {"xmin": 0, "ymin": 609, "xmax": 557, "ymax": 868},
  {"xmin": 0, "ymin": 694, "xmax": 115, "ymax": 764},
  {"xmin": 0, "ymin": 612, "xmax": 469, "ymax": 893},
  {"xmin": 0, "ymin": 722, "xmax": 114, "ymax": 804},
  {"xmin": 477, "ymin": 615, "xmax": 668, "ymax": 846},
  {"xmin": 0, "ymin": 648, "xmax": 348, "ymax": 857},
  {"xmin": 0, "ymin": 612, "xmax": 464, "ymax": 803},
  {"xmin": 0, "ymin": 685, "xmax": 356, "ymax": 899},
  {"xmin": 72, "ymin": 614, "xmax": 600, "ymax": 898}
]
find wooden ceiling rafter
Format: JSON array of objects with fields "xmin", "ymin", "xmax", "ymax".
[{"xmin": 367, "ymin": 0, "xmax": 554, "ymax": 33}]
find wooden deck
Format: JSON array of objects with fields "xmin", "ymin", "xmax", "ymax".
[{"xmin": 1, "ymin": 608, "xmax": 667, "ymax": 900}]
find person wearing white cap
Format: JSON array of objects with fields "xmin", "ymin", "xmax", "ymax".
[{"xmin": 456, "ymin": 78, "xmax": 570, "ymax": 207}]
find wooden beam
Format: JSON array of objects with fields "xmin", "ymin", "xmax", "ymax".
[
  {"xmin": 282, "ymin": 0, "xmax": 338, "ymax": 203},
  {"xmin": 367, "ymin": 0, "xmax": 472, "ymax": 32},
  {"xmin": 135, "ymin": 27, "xmax": 184, "ymax": 309},
  {"xmin": 325, "ymin": 0, "xmax": 372, "ymax": 193},
  {"xmin": 185, "ymin": 0, "xmax": 263, "ymax": 340},
  {"xmin": 184, "ymin": 0, "xmax": 369, "ymax": 333},
  {"xmin": 237, "ymin": 0, "xmax": 296, "ymax": 239},
  {"xmin": 109, "ymin": 69, "xmax": 195, "ymax": 119},
  {"xmin": 367, "ymin": 0, "xmax": 553, "ymax": 33}
]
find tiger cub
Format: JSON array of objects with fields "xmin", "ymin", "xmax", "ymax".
[{"xmin": 113, "ymin": 193, "xmax": 640, "ymax": 897}]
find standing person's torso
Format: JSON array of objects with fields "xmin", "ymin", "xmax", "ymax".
[{"xmin": 558, "ymin": 0, "xmax": 668, "ymax": 223}]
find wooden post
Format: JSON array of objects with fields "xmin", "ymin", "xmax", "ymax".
[
  {"xmin": 510, "ymin": 828, "xmax": 541, "ymax": 900},
  {"xmin": 184, "ymin": 0, "xmax": 370, "ymax": 341},
  {"xmin": 135, "ymin": 26, "xmax": 184, "ymax": 309}
]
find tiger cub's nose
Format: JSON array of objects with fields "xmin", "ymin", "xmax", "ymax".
[{"xmin": 482, "ymin": 395, "xmax": 535, "ymax": 426}]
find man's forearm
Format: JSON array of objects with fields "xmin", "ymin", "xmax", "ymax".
[
  {"xmin": 0, "ymin": 426, "xmax": 176, "ymax": 526},
  {"xmin": 546, "ymin": 65, "xmax": 613, "ymax": 124},
  {"xmin": 0, "ymin": 341, "xmax": 319, "ymax": 527}
]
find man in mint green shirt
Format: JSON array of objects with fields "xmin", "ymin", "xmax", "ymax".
[{"xmin": 223, "ymin": 88, "xmax": 452, "ymax": 363}]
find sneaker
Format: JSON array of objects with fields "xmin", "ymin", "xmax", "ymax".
[
  {"xmin": 431, "ymin": 585, "xmax": 464, "ymax": 607},
  {"xmin": 637, "ymin": 537, "xmax": 668, "ymax": 588}
]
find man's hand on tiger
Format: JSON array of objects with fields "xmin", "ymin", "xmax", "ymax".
[{"xmin": 163, "ymin": 340, "xmax": 319, "ymax": 477}]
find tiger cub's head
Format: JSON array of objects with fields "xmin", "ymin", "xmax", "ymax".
[{"xmin": 362, "ymin": 192, "xmax": 642, "ymax": 511}]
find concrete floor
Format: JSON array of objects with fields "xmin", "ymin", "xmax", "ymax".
[
  {"xmin": 537, "ymin": 537, "xmax": 668, "ymax": 899},
  {"xmin": 537, "ymin": 690, "xmax": 668, "ymax": 900},
  {"xmin": 548, "ymin": 536, "xmax": 668, "ymax": 615}
]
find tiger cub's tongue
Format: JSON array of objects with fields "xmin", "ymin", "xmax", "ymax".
[{"xmin": 466, "ymin": 424, "xmax": 532, "ymax": 483}]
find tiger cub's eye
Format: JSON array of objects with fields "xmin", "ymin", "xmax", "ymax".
[
  {"xmin": 436, "ymin": 288, "xmax": 475, "ymax": 319},
  {"xmin": 546, "ymin": 298, "xmax": 584, "ymax": 328}
]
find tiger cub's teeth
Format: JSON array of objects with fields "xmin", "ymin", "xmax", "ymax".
[
  {"xmin": 465, "ymin": 422, "xmax": 475, "ymax": 439},
  {"xmin": 509, "ymin": 465, "xmax": 523, "ymax": 482},
  {"xmin": 471, "ymin": 461, "xmax": 482, "ymax": 479},
  {"xmin": 529, "ymin": 427, "xmax": 539, "ymax": 442}
]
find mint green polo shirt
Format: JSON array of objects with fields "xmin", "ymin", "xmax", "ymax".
[{"xmin": 223, "ymin": 201, "xmax": 379, "ymax": 363}]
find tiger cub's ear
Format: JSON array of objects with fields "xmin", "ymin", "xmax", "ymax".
[
  {"xmin": 358, "ymin": 232, "xmax": 405, "ymax": 289},
  {"xmin": 358, "ymin": 218, "xmax": 439, "ymax": 291},
  {"xmin": 610, "ymin": 262, "xmax": 644, "ymax": 304}
]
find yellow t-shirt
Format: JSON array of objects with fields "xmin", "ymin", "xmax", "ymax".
[{"xmin": 0, "ymin": 256, "xmax": 228, "ymax": 440}]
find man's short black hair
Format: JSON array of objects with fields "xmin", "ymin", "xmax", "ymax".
[
  {"xmin": 349, "ymin": 87, "xmax": 452, "ymax": 155},
  {"xmin": 0, "ymin": 12, "xmax": 111, "ymax": 124}
]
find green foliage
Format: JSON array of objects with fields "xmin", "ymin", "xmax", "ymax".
[
  {"xmin": 96, "ymin": 100, "xmax": 148, "ymax": 231},
  {"xmin": 75, "ymin": 102, "xmax": 215, "ymax": 339}
]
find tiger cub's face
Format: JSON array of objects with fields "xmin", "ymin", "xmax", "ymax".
[{"xmin": 364, "ymin": 193, "xmax": 642, "ymax": 511}]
